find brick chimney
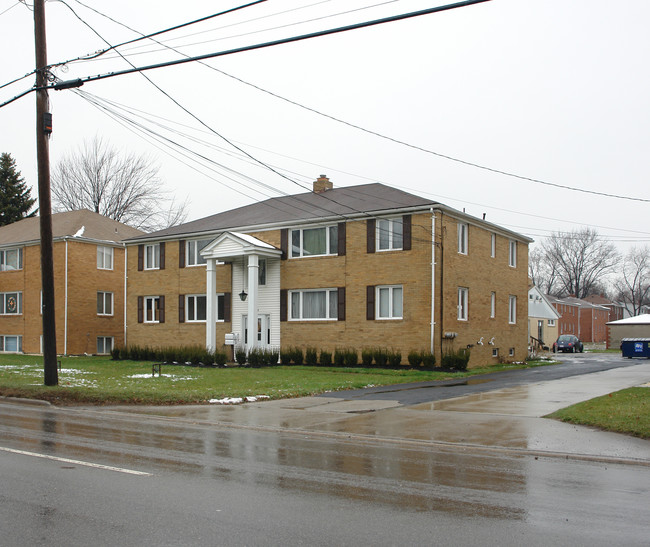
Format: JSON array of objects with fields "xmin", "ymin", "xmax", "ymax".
[{"xmin": 313, "ymin": 174, "xmax": 333, "ymax": 193}]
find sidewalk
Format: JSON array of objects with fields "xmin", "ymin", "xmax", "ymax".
[{"xmin": 105, "ymin": 362, "xmax": 650, "ymax": 464}]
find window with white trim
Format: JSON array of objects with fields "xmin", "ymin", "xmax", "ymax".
[
  {"xmin": 186, "ymin": 294, "xmax": 207, "ymax": 322},
  {"xmin": 97, "ymin": 246, "xmax": 113, "ymax": 270},
  {"xmin": 186, "ymin": 239, "xmax": 211, "ymax": 266},
  {"xmin": 290, "ymin": 225, "xmax": 338, "ymax": 258},
  {"xmin": 490, "ymin": 292, "xmax": 496, "ymax": 318},
  {"xmin": 145, "ymin": 244, "xmax": 160, "ymax": 269},
  {"xmin": 509, "ymin": 240, "xmax": 517, "ymax": 267},
  {"xmin": 97, "ymin": 336, "xmax": 113, "ymax": 355},
  {"xmin": 457, "ymin": 287, "xmax": 468, "ymax": 321},
  {"xmin": 0, "ymin": 334, "xmax": 22, "ymax": 352},
  {"xmin": 548, "ymin": 319, "xmax": 556, "ymax": 327},
  {"xmin": 97, "ymin": 291, "xmax": 113, "ymax": 316},
  {"xmin": 258, "ymin": 259, "xmax": 267, "ymax": 286},
  {"xmin": 509, "ymin": 295, "xmax": 517, "ymax": 324},
  {"xmin": 490, "ymin": 234, "xmax": 496, "ymax": 258},
  {"xmin": 144, "ymin": 296, "xmax": 161, "ymax": 323},
  {"xmin": 377, "ymin": 285, "xmax": 403, "ymax": 320},
  {"xmin": 458, "ymin": 223, "xmax": 468, "ymax": 255},
  {"xmin": 0, "ymin": 248, "xmax": 22, "ymax": 271},
  {"xmin": 0, "ymin": 292, "xmax": 22, "ymax": 315},
  {"xmin": 290, "ymin": 289, "xmax": 338, "ymax": 320},
  {"xmin": 377, "ymin": 218, "xmax": 403, "ymax": 251}
]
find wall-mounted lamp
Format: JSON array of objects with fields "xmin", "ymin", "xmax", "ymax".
[{"xmin": 239, "ymin": 290, "xmax": 248, "ymax": 302}]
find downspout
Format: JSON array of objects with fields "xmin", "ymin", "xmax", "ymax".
[
  {"xmin": 64, "ymin": 238, "xmax": 68, "ymax": 355},
  {"xmin": 439, "ymin": 211, "xmax": 445, "ymax": 360},
  {"xmin": 123, "ymin": 245, "xmax": 128, "ymax": 348},
  {"xmin": 430, "ymin": 209, "xmax": 436, "ymax": 354}
]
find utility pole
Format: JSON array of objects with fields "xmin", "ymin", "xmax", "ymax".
[{"xmin": 34, "ymin": 0, "xmax": 58, "ymax": 386}]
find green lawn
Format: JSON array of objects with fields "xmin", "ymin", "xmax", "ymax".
[
  {"xmin": 0, "ymin": 354, "xmax": 555, "ymax": 405},
  {"xmin": 547, "ymin": 387, "xmax": 650, "ymax": 439}
]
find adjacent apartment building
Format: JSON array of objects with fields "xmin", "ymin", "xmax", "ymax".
[
  {"xmin": 123, "ymin": 178, "xmax": 532, "ymax": 367},
  {"xmin": 546, "ymin": 294, "xmax": 609, "ymax": 343},
  {"xmin": 0, "ymin": 210, "xmax": 143, "ymax": 354}
]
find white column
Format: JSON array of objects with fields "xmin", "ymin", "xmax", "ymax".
[
  {"xmin": 246, "ymin": 254, "xmax": 259, "ymax": 352},
  {"xmin": 205, "ymin": 258, "xmax": 217, "ymax": 352}
]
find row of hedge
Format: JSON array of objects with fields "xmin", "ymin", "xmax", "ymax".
[{"xmin": 112, "ymin": 344, "xmax": 470, "ymax": 371}]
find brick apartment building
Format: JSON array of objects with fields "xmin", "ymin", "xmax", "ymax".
[
  {"xmin": 0, "ymin": 210, "xmax": 143, "ymax": 354},
  {"xmin": 546, "ymin": 294, "xmax": 609, "ymax": 343},
  {"xmin": 123, "ymin": 178, "xmax": 532, "ymax": 367}
]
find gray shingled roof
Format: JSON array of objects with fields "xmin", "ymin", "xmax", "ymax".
[
  {"xmin": 127, "ymin": 183, "xmax": 437, "ymax": 241},
  {"xmin": 0, "ymin": 209, "xmax": 145, "ymax": 246}
]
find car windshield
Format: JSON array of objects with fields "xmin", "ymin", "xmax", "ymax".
[{"xmin": 558, "ymin": 335, "xmax": 574, "ymax": 342}]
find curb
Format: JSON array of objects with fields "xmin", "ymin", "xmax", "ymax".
[{"xmin": 0, "ymin": 396, "xmax": 52, "ymax": 407}]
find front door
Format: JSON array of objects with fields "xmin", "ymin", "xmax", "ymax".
[{"xmin": 243, "ymin": 314, "xmax": 270, "ymax": 347}]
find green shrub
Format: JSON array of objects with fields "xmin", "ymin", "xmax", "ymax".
[
  {"xmin": 279, "ymin": 348, "xmax": 292, "ymax": 365},
  {"xmin": 421, "ymin": 351, "xmax": 436, "ymax": 370},
  {"xmin": 305, "ymin": 347, "xmax": 318, "ymax": 366},
  {"xmin": 407, "ymin": 350, "xmax": 422, "ymax": 367},
  {"xmin": 235, "ymin": 346, "xmax": 247, "ymax": 366},
  {"xmin": 361, "ymin": 348, "xmax": 374, "ymax": 367},
  {"xmin": 247, "ymin": 347, "xmax": 263, "ymax": 367},
  {"xmin": 292, "ymin": 347, "xmax": 304, "ymax": 366},
  {"xmin": 388, "ymin": 350, "xmax": 402, "ymax": 368},
  {"xmin": 333, "ymin": 348, "xmax": 345, "ymax": 367},
  {"xmin": 343, "ymin": 349, "xmax": 358, "ymax": 367},
  {"xmin": 373, "ymin": 348, "xmax": 388, "ymax": 367},
  {"xmin": 319, "ymin": 350, "xmax": 332, "ymax": 367},
  {"xmin": 264, "ymin": 347, "xmax": 279, "ymax": 366},
  {"xmin": 441, "ymin": 349, "xmax": 469, "ymax": 371}
]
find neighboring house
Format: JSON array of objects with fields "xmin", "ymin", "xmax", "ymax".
[
  {"xmin": 123, "ymin": 177, "xmax": 532, "ymax": 367},
  {"xmin": 0, "ymin": 210, "xmax": 144, "ymax": 355},
  {"xmin": 528, "ymin": 285, "xmax": 560, "ymax": 349},
  {"xmin": 606, "ymin": 314, "xmax": 650, "ymax": 349},
  {"xmin": 546, "ymin": 295, "xmax": 609, "ymax": 343},
  {"xmin": 583, "ymin": 294, "xmax": 625, "ymax": 322}
]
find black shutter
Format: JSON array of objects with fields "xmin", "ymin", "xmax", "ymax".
[
  {"xmin": 338, "ymin": 222, "xmax": 346, "ymax": 256},
  {"xmin": 280, "ymin": 229, "xmax": 288, "ymax": 260},
  {"xmin": 338, "ymin": 287, "xmax": 346, "ymax": 321},
  {"xmin": 224, "ymin": 292, "xmax": 232, "ymax": 323},
  {"xmin": 366, "ymin": 286, "xmax": 375, "ymax": 320},
  {"xmin": 178, "ymin": 294, "xmax": 185, "ymax": 323},
  {"xmin": 137, "ymin": 296, "xmax": 144, "ymax": 323},
  {"xmin": 280, "ymin": 289, "xmax": 288, "ymax": 321},
  {"xmin": 179, "ymin": 240, "xmax": 186, "ymax": 268},
  {"xmin": 158, "ymin": 295, "xmax": 165, "ymax": 323},
  {"xmin": 138, "ymin": 245, "xmax": 144, "ymax": 271},
  {"xmin": 159, "ymin": 242, "xmax": 166, "ymax": 270},
  {"xmin": 367, "ymin": 219, "xmax": 376, "ymax": 253},
  {"xmin": 403, "ymin": 215, "xmax": 412, "ymax": 251}
]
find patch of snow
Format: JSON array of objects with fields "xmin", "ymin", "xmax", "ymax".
[{"xmin": 209, "ymin": 395, "xmax": 270, "ymax": 404}]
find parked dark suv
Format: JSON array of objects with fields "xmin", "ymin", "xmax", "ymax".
[{"xmin": 553, "ymin": 334, "xmax": 584, "ymax": 353}]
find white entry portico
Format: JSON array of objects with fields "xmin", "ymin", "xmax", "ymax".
[{"xmin": 201, "ymin": 232, "xmax": 282, "ymax": 353}]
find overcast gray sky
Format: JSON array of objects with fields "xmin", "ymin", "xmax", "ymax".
[{"xmin": 1, "ymin": 0, "xmax": 649, "ymax": 250}]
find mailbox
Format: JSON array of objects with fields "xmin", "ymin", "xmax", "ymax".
[{"xmin": 225, "ymin": 333, "xmax": 238, "ymax": 346}]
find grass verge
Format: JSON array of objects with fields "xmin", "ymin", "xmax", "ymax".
[
  {"xmin": 0, "ymin": 354, "xmax": 556, "ymax": 406},
  {"xmin": 547, "ymin": 387, "xmax": 650, "ymax": 439}
]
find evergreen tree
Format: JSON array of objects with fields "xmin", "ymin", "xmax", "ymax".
[{"xmin": 0, "ymin": 152, "xmax": 37, "ymax": 226}]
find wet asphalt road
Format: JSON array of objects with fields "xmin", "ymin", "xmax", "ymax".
[{"xmin": 0, "ymin": 353, "xmax": 649, "ymax": 546}]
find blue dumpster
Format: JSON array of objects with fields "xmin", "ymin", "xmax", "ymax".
[{"xmin": 620, "ymin": 338, "xmax": 650, "ymax": 359}]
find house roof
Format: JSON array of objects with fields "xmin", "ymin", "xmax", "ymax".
[
  {"xmin": 545, "ymin": 294, "xmax": 608, "ymax": 310},
  {"xmin": 0, "ymin": 210, "xmax": 145, "ymax": 247},
  {"xmin": 125, "ymin": 182, "xmax": 533, "ymax": 243},
  {"xmin": 607, "ymin": 314, "xmax": 650, "ymax": 326}
]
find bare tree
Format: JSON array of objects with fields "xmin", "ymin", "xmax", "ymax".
[
  {"xmin": 541, "ymin": 228, "xmax": 619, "ymax": 298},
  {"xmin": 52, "ymin": 137, "xmax": 187, "ymax": 232},
  {"xmin": 613, "ymin": 246, "xmax": 650, "ymax": 316},
  {"xmin": 528, "ymin": 246, "xmax": 560, "ymax": 295}
]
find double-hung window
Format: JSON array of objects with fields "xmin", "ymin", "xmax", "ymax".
[
  {"xmin": 0, "ymin": 248, "xmax": 22, "ymax": 271},
  {"xmin": 97, "ymin": 246, "xmax": 113, "ymax": 270},
  {"xmin": 97, "ymin": 337, "xmax": 113, "ymax": 355},
  {"xmin": 145, "ymin": 244, "xmax": 160, "ymax": 269},
  {"xmin": 186, "ymin": 294, "xmax": 207, "ymax": 322},
  {"xmin": 0, "ymin": 292, "xmax": 22, "ymax": 315},
  {"xmin": 0, "ymin": 335, "xmax": 22, "ymax": 352},
  {"xmin": 509, "ymin": 295, "xmax": 517, "ymax": 324},
  {"xmin": 458, "ymin": 223, "xmax": 468, "ymax": 255},
  {"xmin": 490, "ymin": 234, "xmax": 496, "ymax": 258},
  {"xmin": 186, "ymin": 239, "xmax": 211, "ymax": 266},
  {"xmin": 509, "ymin": 240, "xmax": 517, "ymax": 267},
  {"xmin": 377, "ymin": 218, "xmax": 403, "ymax": 251},
  {"xmin": 144, "ymin": 296, "xmax": 161, "ymax": 323},
  {"xmin": 97, "ymin": 291, "xmax": 113, "ymax": 316},
  {"xmin": 290, "ymin": 225, "xmax": 338, "ymax": 258},
  {"xmin": 490, "ymin": 291, "xmax": 496, "ymax": 318},
  {"xmin": 377, "ymin": 285, "xmax": 403, "ymax": 320},
  {"xmin": 290, "ymin": 289, "xmax": 338, "ymax": 320},
  {"xmin": 457, "ymin": 287, "xmax": 468, "ymax": 321}
]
